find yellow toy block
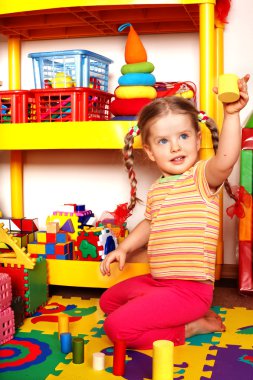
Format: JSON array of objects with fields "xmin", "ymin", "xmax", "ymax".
[
  {"xmin": 37, "ymin": 231, "xmax": 47, "ymax": 243},
  {"xmin": 37, "ymin": 243, "xmax": 46, "ymax": 254},
  {"xmin": 27, "ymin": 243, "xmax": 38, "ymax": 254}
]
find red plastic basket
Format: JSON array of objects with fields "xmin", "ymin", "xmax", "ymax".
[
  {"xmin": 31, "ymin": 87, "xmax": 113, "ymax": 122},
  {"xmin": 0, "ymin": 90, "xmax": 35, "ymax": 123}
]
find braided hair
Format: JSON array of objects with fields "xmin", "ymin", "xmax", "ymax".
[{"xmin": 122, "ymin": 96, "xmax": 236, "ymax": 212}]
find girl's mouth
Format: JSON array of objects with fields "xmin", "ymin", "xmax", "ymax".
[{"xmin": 171, "ymin": 156, "xmax": 185, "ymax": 163}]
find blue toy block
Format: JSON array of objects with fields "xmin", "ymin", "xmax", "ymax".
[
  {"xmin": 56, "ymin": 232, "xmax": 68, "ymax": 243},
  {"xmin": 56, "ymin": 254, "xmax": 69, "ymax": 260},
  {"xmin": 45, "ymin": 243, "xmax": 56, "ymax": 254},
  {"xmin": 76, "ymin": 205, "xmax": 85, "ymax": 211}
]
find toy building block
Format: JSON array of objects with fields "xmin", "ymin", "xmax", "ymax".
[
  {"xmin": 56, "ymin": 231, "xmax": 69, "ymax": 243},
  {"xmin": 9, "ymin": 218, "xmax": 39, "ymax": 233},
  {"xmin": 238, "ymin": 241, "xmax": 253, "ymax": 294},
  {"xmin": 0, "ymin": 273, "xmax": 12, "ymax": 311},
  {"xmin": 46, "ymin": 221, "xmax": 60, "ymax": 234},
  {"xmin": 0, "ymin": 306, "xmax": 15, "ymax": 345},
  {"xmin": 0, "ymin": 257, "xmax": 48, "ymax": 316},
  {"xmin": 60, "ymin": 332, "xmax": 72, "ymax": 354},
  {"xmin": 0, "ymin": 223, "xmax": 35, "ymax": 269},
  {"xmin": 152, "ymin": 340, "xmax": 174, "ymax": 380},
  {"xmin": 72, "ymin": 337, "xmax": 84, "ymax": 364},
  {"xmin": 37, "ymin": 231, "xmax": 47, "ymax": 243},
  {"xmin": 58, "ymin": 314, "xmax": 69, "ymax": 338},
  {"xmin": 93, "ymin": 352, "xmax": 105, "ymax": 371},
  {"xmin": 113, "ymin": 339, "xmax": 126, "ymax": 376},
  {"xmin": 11, "ymin": 296, "xmax": 25, "ymax": 329},
  {"xmin": 60, "ymin": 219, "xmax": 75, "ymax": 233},
  {"xmin": 46, "ymin": 233, "xmax": 57, "ymax": 243}
]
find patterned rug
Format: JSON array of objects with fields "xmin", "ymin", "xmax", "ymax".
[{"xmin": 1, "ymin": 295, "xmax": 253, "ymax": 379}]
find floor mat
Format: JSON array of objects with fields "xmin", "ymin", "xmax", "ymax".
[{"xmin": 1, "ymin": 296, "xmax": 253, "ymax": 379}]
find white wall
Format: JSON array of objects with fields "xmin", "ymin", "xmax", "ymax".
[{"xmin": 0, "ymin": 0, "xmax": 252, "ymax": 265}]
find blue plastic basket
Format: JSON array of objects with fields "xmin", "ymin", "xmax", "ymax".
[{"xmin": 28, "ymin": 50, "xmax": 113, "ymax": 91}]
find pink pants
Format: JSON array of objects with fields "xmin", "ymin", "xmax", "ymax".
[{"xmin": 99, "ymin": 274, "xmax": 213, "ymax": 350}]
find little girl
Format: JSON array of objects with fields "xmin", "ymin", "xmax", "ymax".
[{"xmin": 100, "ymin": 75, "xmax": 249, "ymax": 349}]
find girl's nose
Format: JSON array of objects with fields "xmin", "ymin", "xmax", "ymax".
[{"xmin": 170, "ymin": 141, "xmax": 181, "ymax": 153}]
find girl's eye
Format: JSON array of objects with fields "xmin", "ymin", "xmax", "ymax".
[
  {"xmin": 180, "ymin": 133, "xmax": 188, "ymax": 140},
  {"xmin": 158, "ymin": 138, "xmax": 168, "ymax": 145}
]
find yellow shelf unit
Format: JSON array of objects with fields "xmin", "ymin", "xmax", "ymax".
[
  {"xmin": 0, "ymin": 121, "xmax": 141, "ymax": 150},
  {"xmin": 0, "ymin": 0, "xmax": 224, "ymax": 286},
  {"xmin": 48, "ymin": 260, "xmax": 150, "ymax": 287}
]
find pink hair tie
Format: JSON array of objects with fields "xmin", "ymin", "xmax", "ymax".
[
  {"xmin": 129, "ymin": 125, "xmax": 140, "ymax": 138},
  {"xmin": 198, "ymin": 111, "xmax": 208, "ymax": 123}
]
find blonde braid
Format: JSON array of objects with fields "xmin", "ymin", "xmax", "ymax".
[{"xmin": 122, "ymin": 133, "xmax": 138, "ymax": 212}]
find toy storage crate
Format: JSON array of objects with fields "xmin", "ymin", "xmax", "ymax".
[
  {"xmin": 28, "ymin": 50, "xmax": 113, "ymax": 91},
  {"xmin": 0, "ymin": 90, "xmax": 35, "ymax": 123},
  {"xmin": 31, "ymin": 87, "xmax": 113, "ymax": 122}
]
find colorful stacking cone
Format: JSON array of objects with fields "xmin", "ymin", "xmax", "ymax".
[{"xmin": 111, "ymin": 23, "xmax": 157, "ymax": 120}]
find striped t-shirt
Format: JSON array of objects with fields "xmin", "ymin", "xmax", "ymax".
[{"xmin": 144, "ymin": 160, "xmax": 222, "ymax": 282}]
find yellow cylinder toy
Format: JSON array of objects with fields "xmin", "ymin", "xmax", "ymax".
[
  {"xmin": 58, "ymin": 314, "xmax": 69, "ymax": 338},
  {"xmin": 152, "ymin": 340, "xmax": 174, "ymax": 380},
  {"xmin": 218, "ymin": 74, "xmax": 239, "ymax": 103}
]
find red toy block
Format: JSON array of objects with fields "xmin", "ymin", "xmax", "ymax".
[
  {"xmin": 22, "ymin": 218, "xmax": 39, "ymax": 232},
  {"xmin": 113, "ymin": 339, "xmax": 126, "ymax": 376},
  {"xmin": 0, "ymin": 265, "xmax": 28, "ymax": 298},
  {"xmin": 239, "ymin": 241, "xmax": 253, "ymax": 294},
  {"xmin": 46, "ymin": 233, "xmax": 57, "ymax": 243},
  {"xmin": 242, "ymin": 128, "xmax": 253, "ymax": 150},
  {"xmin": 55, "ymin": 243, "xmax": 68, "ymax": 254}
]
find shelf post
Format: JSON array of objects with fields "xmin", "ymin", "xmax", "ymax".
[
  {"xmin": 8, "ymin": 37, "xmax": 24, "ymax": 218},
  {"xmin": 199, "ymin": 2, "xmax": 215, "ymax": 156},
  {"xmin": 214, "ymin": 19, "xmax": 226, "ymax": 280}
]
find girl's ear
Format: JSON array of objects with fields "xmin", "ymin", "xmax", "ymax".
[{"xmin": 143, "ymin": 144, "xmax": 156, "ymax": 162}]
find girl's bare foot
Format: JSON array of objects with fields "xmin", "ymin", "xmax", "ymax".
[
  {"xmin": 185, "ymin": 315, "xmax": 226, "ymax": 338},
  {"xmin": 205, "ymin": 309, "xmax": 222, "ymax": 321}
]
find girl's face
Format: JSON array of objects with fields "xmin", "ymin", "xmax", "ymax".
[{"xmin": 143, "ymin": 112, "xmax": 201, "ymax": 177}]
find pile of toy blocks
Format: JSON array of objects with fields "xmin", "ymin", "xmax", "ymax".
[
  {"xmin": 27, "ymin": 221, "xmax": 74, "ymax": 260},
  {"xmin": 0, "ymin": 217, "xmax": 38, "ymax": 253},
  {"xmin": 239, "ymin": 113, "xmax": 253, "ymax": 294},
  {"xmin": 0, "ymin": 217, "xmax": 48, "ymax": 316},
  {"xmin": 0, "ymin": 273, "xmax": 15, "ymax": 344}
]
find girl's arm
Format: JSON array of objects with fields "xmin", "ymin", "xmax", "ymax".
[
  {"xmin": 100, "ymin": 218, "xmax": 151, "ymax": 276},
  {"xmin": 206, "ymin": 74, "xmax": 250, "ymax": 190}
]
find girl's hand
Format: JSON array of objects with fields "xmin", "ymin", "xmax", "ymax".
[
  {"xmin": 214, "ymin": 74, "xmax": 250, "ymax": 114},
  {"xmin": 100, "ymin": 248, "xmax": 127, "ymax": 276}
]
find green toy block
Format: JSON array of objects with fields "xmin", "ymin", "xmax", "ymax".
[
  {"xmin": 240, "ymin": 150, "xmax": 253, "ymax": 194},
  {"xmin": 26, "ymin": 257, "xmax": 48, "ymax": 315},
  {"xmin": 244, "ymin": 112, "xmax": 253, "ymax": 128}
]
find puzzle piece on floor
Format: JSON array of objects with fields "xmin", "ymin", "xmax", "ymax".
[
  {"xmin": 218, "ymin": 307, "xmax": 253, "ymax": 349},
  {"xmin": 90, "ymin": 320, "xmax": 106, "ymax": 338},
  {"xmin": 0, "ymin": 330, "xmax": 71, "ymax": 380},
  {"xmin": 20, "ymin": 295, "xmax": 101, "ymax": 336},
  {"xmin": 201, "ymin": 344, "xmax": 253, "ymax": 379}
]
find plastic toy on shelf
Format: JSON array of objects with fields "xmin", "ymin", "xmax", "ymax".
[{"xmin": 28, "ymin": 49, "xmax": 113, "ymax": 91}]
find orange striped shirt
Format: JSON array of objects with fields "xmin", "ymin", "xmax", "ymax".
[{"xmin": 144, "ymin": 160, "xmax": 222, "ymax": 282}]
